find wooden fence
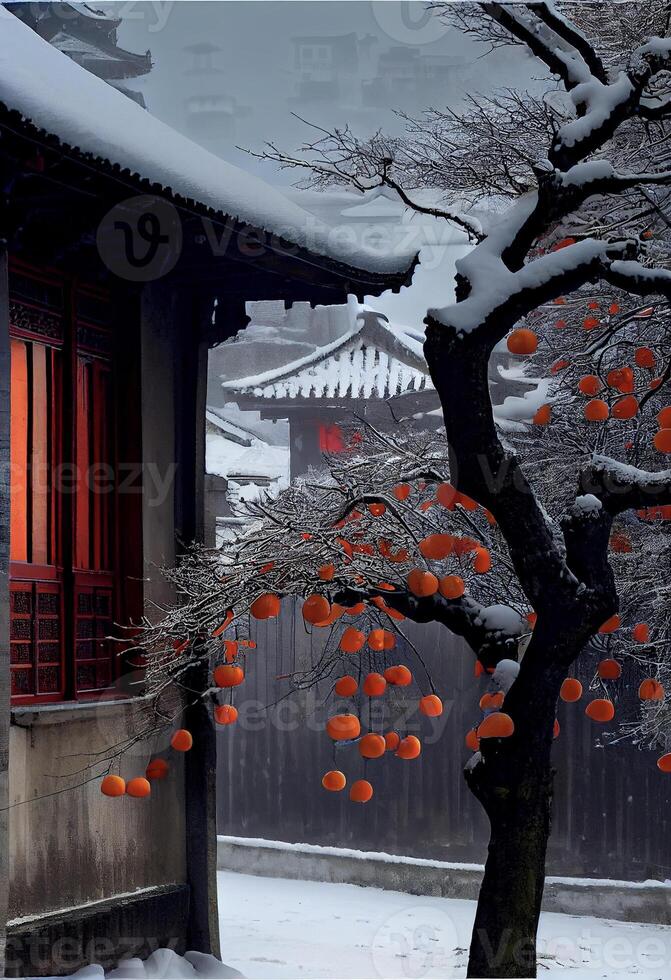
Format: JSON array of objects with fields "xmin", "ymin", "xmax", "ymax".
[{"xmin": 216, "ymin": 601, "xmax": 671, "ymax": 880}]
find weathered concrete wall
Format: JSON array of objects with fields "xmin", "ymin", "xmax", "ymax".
[
  {"xmin": 8, "ymin": 695, "xmax": 188, "ymax": 974},
  {"xmin": 217, "ymin": 836, "xmax": 671, "ymax": 926}
]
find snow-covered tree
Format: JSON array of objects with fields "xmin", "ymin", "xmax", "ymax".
[{"xmin": 138, "ymin": 5, "xmax": 671, "ymax": 977}]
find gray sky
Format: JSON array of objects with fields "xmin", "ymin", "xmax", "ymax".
[
  {"xmin": 114, "ymin": 3, "xmax": 539, "ymax": 396},
  {"xmin": 118, "ymin": 2, "xmax": 535, "ymax": 184}
]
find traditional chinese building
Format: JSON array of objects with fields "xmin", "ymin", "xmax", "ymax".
[
  {"xmin": 290, "ymin": 32, "xmax": 376, "ymax": 103},
  {"xmin": 205, "ymin": 406, "xmax": 289, "ymax": 546},
  {"xmin": 222, "ymin": 305, "xmax": 437, "ymax": 480},
  {"xmin": 0, "ymin": 8, "xmax": 415, "ymax": 976},
  {"xmin": 362, "ymin": 46, "xmax": 469, "ymax": 108},
  {"xmin": 182, "ymin": 43, "xmax": 250, "ymax": 152},
  {"xmin": 5, "ymin": 1, "xmax": 152, "ymax": 104}
]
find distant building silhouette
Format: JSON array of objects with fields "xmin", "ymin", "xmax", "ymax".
[
  {"xmin": 5, "ymin": 1, "xmax": 151, "ymax": 104},
  {"xmin": 363, "ymin": 46, "xmax": 467, "ymax": 108},
  {"xmin": 290, "ymin": 33, "xmax": 376, "ymax": 103},
  {"xmin": 183, "ymin": 41, "xmax": 250, "ymax": 148}
]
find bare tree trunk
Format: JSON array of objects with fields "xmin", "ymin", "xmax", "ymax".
[
  {"xmin": 423, "ymin": 320, "xmax": 591, "ymax": 979},
  {"xmin": 466, "ymin": 765, "xmax": 553, "ymax": 978},
  {"xmin": 462, "ymin": 649, "xmax": 574, "ymax": 979}
]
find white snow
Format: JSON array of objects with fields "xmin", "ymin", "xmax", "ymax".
[
  {"xmin": 476, "ymin": 605, "xmax": 524, "ymax": 636},
  {"xmin": 206, "ymin": 433, "xmax": 289, "ymax": 484},
  {"xmin": 29, "ymin": 853, "xmax": 671, "ymax": 980},
  {"xmin": 427, "ymin": 193, "xmax": 539, "ymax": 333},
  {"xmin": 221, "ymin": 316, "xmax": 364, "ymax": 393},
  {"xmin": 560, "ymin": 74, "xmax": 635, "ymax": 149},
  {"xmin": 496, "ymin": 362, "xmax": 541, "ymax": 385},
  {"xmin": 573, "ymin": 494, "xmax": 603, "ymax": 515},
  {"xmin": 0, "ymin": 9, "xmax": 414, "ymax": 276},
  {"xmin": 221, "ymin": 305, "xmax": 432, "ymax": 400},
  {"xmin": 492, "ymin": 658, "xmax": 521, "ymax": 692},
  {"xmin": 427, "ymin": 191, "xmax": 629, "ymax": 335},
  {"xmin": 610, "ymin": 260, "xmax": 671, "ymax": 287},
  {"xmin": 559, "ymin": 161, "xmax": 617, "ymax": 187},
  {"xmin": 218, "ymin": 835, "xmax": 483, "ymax": 873},
  {"xmin": 494, "ymin": 377, "xmax": 554, "ymax": 424},
  {"xmin": 217, "ymin": 869, "xmax": 671, "ymax": 979},
  {"xmin": 638, "ymin": 37, "xmax": 671, "ymax": 57},
  {"xmin": 591, "ymin": 454, "xmax": 671, "ymax": 486},
  {"xmin": 28, "ymin": 948, "xmax": 242, "ymax": 980}
]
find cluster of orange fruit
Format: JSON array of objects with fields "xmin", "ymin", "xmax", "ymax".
[
  {"xmin": 318, "ymin": 625, "xmax": 449, "ymax": 802},
  {"xmin": 506, "ymin": 306, "xmax": 669, "ymax": 452},
  {"xmin": 322, "ymin": 712, "xmax": 424, "ymax": 804},
  {"xmin": 206, "ymin": 615, "xmax": 262, "ymax": 728},
  {"xmin": 100, "ymin": 728, "xmax": 193, "ymax": 799},
  {"xmin": 557, "ymin": 616, "xmax": 665, "ymax": 732}
]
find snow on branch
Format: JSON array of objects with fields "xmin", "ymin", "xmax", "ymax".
[
  {"xmin": 532, "ymin": 1, "xmax": 608, "ymax": 84},
  {"xmin": 552, "ymin": 37, "xmax": 671, "ymax": 168},
  {"xmin": 429, "ymin": 221, "xmax": 637, "ymax": 337},
  {"xmin": 580, "ymin": 455, "xmax": 671, "ymax": 515},
  {"xmin": 480, "ymin": 2, "xmax": 595, "ymax": 89},
  {"xmin": 559, "ymin": 161, "xmax": 671, "ymax": 193},
  {"xmin": 605, "ymin": 259, "xmax": 671, "ymax": 298}
]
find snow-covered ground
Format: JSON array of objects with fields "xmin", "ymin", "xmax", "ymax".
[{"xmin": 218, "ymin": 870, "xmax": 671, "ymax": 980}]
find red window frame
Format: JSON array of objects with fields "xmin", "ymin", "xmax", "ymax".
[{"xmin": 8, "ymin": 261, "xmax": 124, "ymax": 704}]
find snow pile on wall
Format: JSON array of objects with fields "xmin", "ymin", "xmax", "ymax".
[
  {"xmin": 206, "ymin": 433, "xmax": 289, "ymax": 483},
  {"xmin": 30, "ymin": 948, "xmax": 243, "ymax": 980}
]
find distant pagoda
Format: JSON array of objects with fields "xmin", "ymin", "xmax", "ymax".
[{"xmin": 5, "ymin": 1, "xmax": 151, "ymax": 104}]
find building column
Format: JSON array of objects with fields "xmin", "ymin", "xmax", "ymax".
[
  {"xmin": 184, "ymin": 660, "xmax": 220, "ymax": 957},
  {"xmin": 177, "ymin": 295, "xmax": 220, "ymax": 957},
  {"xmin": 0, "ymin": 242, "xmax": 11, "ymax": 974},
  {"xmin": 174, "ymin": 293, "xmax": 209, "ymax": 546},
  {"xmin": 140, "ymin": 279, "xmax": 219, "ymax": 957}
]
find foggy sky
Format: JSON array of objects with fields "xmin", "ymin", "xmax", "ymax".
[{"xmin": 118, "ymin": 2, "xmax": 535, "ymax": 185}]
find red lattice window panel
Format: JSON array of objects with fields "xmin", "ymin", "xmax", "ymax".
[
  {"xmin": 74, "ymin": 581, "xmax": 115, "ymax": 695},
  {"xmin": 10, "ymin": 580, "xmax": 64, "ymax": 701}
]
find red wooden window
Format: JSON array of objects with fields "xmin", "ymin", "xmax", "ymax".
[
  {"xmin": 8, "ymin": 263, "xmax": 123, "ymax": 703},
  {"xmin": 73, "ymin": 301, "xmax": 116, "ymax": 696}
]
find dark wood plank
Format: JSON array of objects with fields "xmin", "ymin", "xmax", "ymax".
[{"xmin": 217, "ymin": 603, "xmax": 671, "ymax": 879}]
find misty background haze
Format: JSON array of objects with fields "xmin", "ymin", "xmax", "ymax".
[
  {"xmin": 111, "ymin": 1, "xmax": 540, "ymax": 507},
  {"xmin": 116, "ymin": 1, "xmax": 535, "ymax": 184}
]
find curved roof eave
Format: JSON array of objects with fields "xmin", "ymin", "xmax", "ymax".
[{"xmin": 0, "ymin": 7, "xmax": 419, "ymax": 296}]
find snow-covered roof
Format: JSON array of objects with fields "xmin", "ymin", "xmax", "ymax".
[
  {"xmin": 340, "ymin": 188, "xmax": 406, "ymax": 220},
  {"xmin": 0, "ymin": 8, "xmax": 416, "ymax": 282},
  {"xmin": 68, "ymin": 3, "xmax": 121, "ymax": 24},
  {"xmin": 222, "ymin": 309, "xmax": 433, "ymax": 402},
  {"xmin": 206, "ymin": 430, "xmax": 289, "ymax": 483},
  {"xmin": 205, "ymin": 410, "xmax": 254, "ymax": 447}
]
